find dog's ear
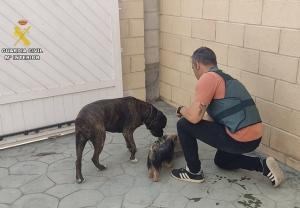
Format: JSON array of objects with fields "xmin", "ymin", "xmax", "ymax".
[{"xmin": 157, "ymin": 111, "xmax": 167, "ymax": 128}]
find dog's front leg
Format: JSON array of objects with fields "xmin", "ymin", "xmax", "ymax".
[{"xmin": 122, "ymin": 130, "xmax": 138, "ymax": 163}]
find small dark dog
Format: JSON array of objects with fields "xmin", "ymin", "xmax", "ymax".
[
  {"xmin": 75, "ymin": 96, "xmax": 167, "ymax": 183},
  {"xmin": 147, "ymin": 134, "xmax": 180, "ymax": 182}
]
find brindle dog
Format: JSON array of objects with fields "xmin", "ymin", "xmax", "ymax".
[{"xmin": 75, "ymin": 96, "xmax": 167, "ymax": 183}]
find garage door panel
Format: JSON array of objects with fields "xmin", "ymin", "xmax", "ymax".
[
  {"xmin": 0, "ymin": 0, "xmax": 122, "ymax": 137},
  {"xmin": 81, "ymin": 0, "xmax": 112, "ymax": 30}
]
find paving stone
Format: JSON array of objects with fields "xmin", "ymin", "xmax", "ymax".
[
  {"xmin": 277, "ymin": 200, "xmax": 300, "ymax": 208},
  {"xmin": 123, "ymin": 186, "xmax": 159, "ymax": 208},
  {"xmin": 13, "ymin": 193, "xmax": 58, "ymax": 208},
  {"xmin": 58, "ymin": 190, "xmax": 104, "ymax": 208},
  {"xmin": 296, "ymin": 191, "xmax": 300, "ymax": 202},
  {"xmin": 101, "ymin": 153, "xmax": 132, "ymax": 165},
  {"xmin": 47, "ymin": 170, "xmax": 75, "ymax": 184},
  {"xmin": 38, "ymin": 153, "xmax": 67, "ymax": 164},
  {"xmin": 103, "ymin": 144, "xmax": 128, "ymax": 156},
  {"xmin": 46, "ymin": 184, "xmax": 80, "ymax": 198},
  {"xmin": 83, "ymin": 149, "xmax": 110, "ymax": 162},
  {"xmin": 205, "ymin": 174, "xmax": 232, "ymax": 189},
  {"xmin": 186, "ymin": 198, "xmax": 235, "ymax": 208},
  {"xmin": 0, "ymin": 157, "xmax": 17, "ymax": 168},
  {"xmin": 152, "ymin": 193, "xmax": 189, "ymax": 208},
  {"xmin": 231, "ymin": 182, "xmax": 261, "ymax": 195},
  {"xmin": 37, "ymin": 143, "xmax": 70, "ymax": 155},
  {"xmin": 105, "ymin": 133, "xmax": 113, "ymax": 144},
  {"xmin": 0, "ymin": 175, "xmax": 39, "ymax": 188},
  {"xmin": 122, "ymin": 159, "xmax": 148, "ymax": 177},
  {"xmin": 181, "ymin": 183, "xmax": 209, "ymax": 199},
  {"xmin": 256, "ymin": 181, "xmax": 297, "ymax": 201},
  {"xmin": 208, "ymin": 187, "xmax": 240, "ymax": 202},
  {"xmin": 160, "ymin": 178, "xmax": 187, "ymax": 193},
  {"xmin": 99, "ymin": 174, "xmax": 134, "ymax": 196},
  {"xmin": 0, "ymin": 188, "xmax": 22, "ymax": 203},
  {"xmin": 10, "ymin": 161, "xmax": 48, "ymax": 175},
  {"xmin": 96, "ymin": 196, "xmax": 123, "ymax": 208},
  {"xmin": 48, "ymin": 158, "xmax": 75, "ymax": 172},
  {"xmin": 133, "ymin": 127, "xmax": 151, "ymax": 139},
  {"xmin": 20, "ymin": 175, "xmax": 54, "ymax": 194},
  {"xmin": 0, "ymin": 168, "xmax": 8, "ymax": 178},
  {"xmin": 235, "ymin": 193, "xmax": 276, "ymax": 208},
  {"xmin": 1, "ymin": 145, "xmax": 36, "ymax": 157},
  {"xmin": 74, "ymin": 176, "xmax": 107, "ymax": 190}
]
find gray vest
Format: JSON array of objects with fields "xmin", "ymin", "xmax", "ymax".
[{"xmin": 206, "ymin": 66, "xmax": 261, "ymax": 133}]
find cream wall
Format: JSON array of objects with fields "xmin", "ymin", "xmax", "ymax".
[
  {"xmin": 159, "ymin": 0, "xmax": 300, "ymax": 171},
  {"xmin": 119, "ymin": 0, "xmax": 146, "ymax": 101}
]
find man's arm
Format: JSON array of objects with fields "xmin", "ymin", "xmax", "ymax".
[{"xmin": 178, "ymin": 101, "xmax": 208, "ymax": 124}]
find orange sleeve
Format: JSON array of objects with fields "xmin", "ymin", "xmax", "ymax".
[{"xmin": 194, "ymin": 72, "xmax": 220, "ymax": 106}]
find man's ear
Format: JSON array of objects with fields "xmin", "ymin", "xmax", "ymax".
[{"xmin": 196, "ymin": 62, "xmax": 202, "ymax": 71}]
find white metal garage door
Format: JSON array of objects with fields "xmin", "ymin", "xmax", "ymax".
[{"xmin": 0, "ymin": 0, "xmax": 123, "ymax": 147}]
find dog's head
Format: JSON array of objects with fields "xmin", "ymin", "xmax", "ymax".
[{"xmin": 145, "ymin": 106, "xmax": 167, "ymax": 137}]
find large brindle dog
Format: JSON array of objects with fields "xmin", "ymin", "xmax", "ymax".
[{"xmin": 75, "ymin": 96, "xmax": 167, "ymax": 183}]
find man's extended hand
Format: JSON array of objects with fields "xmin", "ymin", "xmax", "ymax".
[{"xmin": 176, "ymin": 106, "xmax": 184, "ymax": 118}]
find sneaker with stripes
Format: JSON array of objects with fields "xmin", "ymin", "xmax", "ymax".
[
  {"xmin": 262, "ymin": 157, "xmax": 285, "ymax": 187},
  {"xmin": 171, "ymin": 166, "xmax": 205, "ymax": 183}
]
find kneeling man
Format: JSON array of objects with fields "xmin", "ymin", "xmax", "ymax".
[{"xmin": 171, "ymin": 47, "xmax": 284, "ymax": 187}]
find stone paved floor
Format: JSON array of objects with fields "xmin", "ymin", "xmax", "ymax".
[{"xmin": 0, "ymin": 101, "xmax": 299, "ymax": 208}]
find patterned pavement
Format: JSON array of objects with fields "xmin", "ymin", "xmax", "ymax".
[{"xmin": 0, "ymin": 101, "xmax": 299, "ymax": 208}]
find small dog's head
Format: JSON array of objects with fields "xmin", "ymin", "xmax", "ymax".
[
  {"xmin": 162, "ymin": 134, "xmax": 181, "ymax": 153},
  {"xmin": 145, "ymin": 107, "xmax": 167, "ymax": 137},
  {"xmin": 160, "ymin": 134, "xmax": 178, "ymax": 143}
]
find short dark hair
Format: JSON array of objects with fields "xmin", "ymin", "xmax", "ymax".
[{"xmin": 192, "ymin": 47, "xmax": 217, "ymax": 66}]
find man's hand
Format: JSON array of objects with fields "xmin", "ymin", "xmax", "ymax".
[
  {"xmin": 176, "ymin": 106, "xmax": 184, "ymax": 117},
  {"xmin": 179, "ymin": 102, "xmax": 207, "ymax": 124}
]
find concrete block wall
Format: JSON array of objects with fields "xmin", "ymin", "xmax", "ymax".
[
  {"xmin": 119, "ymin": 0, "xmax": 146, "ymax": 101},
  {"xmin": 144, "ymin": 0, "xmax": 160, "ymax": 101},
  {"xmin": 159, "ymin": 0, "xmax": 300, "ymax": 171}
]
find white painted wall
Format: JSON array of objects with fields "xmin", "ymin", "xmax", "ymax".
[{"xmin": 0, "ymin": 0, "xmax": 123, "ymax": 136}]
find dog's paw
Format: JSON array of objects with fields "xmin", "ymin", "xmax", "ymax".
[
  {"xmin": 130, "ymin": 158, "xmax": 139, "ymax": 163},
  {"xmin": 76, "ymin": 178, "xmax": 85, "ymax": 184}
]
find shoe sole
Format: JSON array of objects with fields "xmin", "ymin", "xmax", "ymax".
[
  {"xmin": 266, "ymin": 157, "xmax": 285, "ymax": 187},
  {"xmin": 170, "ymin": 172, "xmax": 205, "ymax": 183}
]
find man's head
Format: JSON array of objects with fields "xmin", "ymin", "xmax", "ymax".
[{"xmin": 192, "ymin": 47, "xmax": 217, "ymax": 79}]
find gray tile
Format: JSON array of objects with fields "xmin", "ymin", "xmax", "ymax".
[
  {"xmin": 20, "ymin": 175, "xmax": 54, "ymax": 194},
  {"xmin": 123, "ymin": 186, "xmax": 159, "ymax": 208},
  {"xmin": 10, "ymin": 161, "xmax": 48, "ymax": 175},
  {"xmin": 13, "ymin": 193, "xmax": 58, "ymax": 208},
  {"xmin": 234, "ymin": 194, "xmax": 276, "ymax": 208},
  {"xmin": 46, "ymin": 184, "xmax": 80, "ymax": 198},
  {"xmin": 96, "ymin": 196, "xmax": 123, "ymax": 208},
  {"xmin": 99, "ymin": 174, "xmax": 134, "ymax": 197},
  {"xmin": 152, "ymin": 193, "xmax": 189, "ymax": 208},
  {"xmin": 58, "ymin": 190, "xmax": 103, "ymax": 208},
  {"xmin": 0, "ymin": 189, "xmax": 22, "ymax": 204},
  {"xmin": 0, "ymin": 168, "xmax": 8, "ymax": 178},
  {"xmin": 0, "ymin": 157, "xmax": 17, "ymax": 168},
  {"xmin": 0, "ymin": 175, "xmax": 39, "ymax": 188}
]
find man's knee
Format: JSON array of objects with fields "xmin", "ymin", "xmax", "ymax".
[{"xmin": 214, "ymin": 153, "xmax": 228, "ymax": 169}]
